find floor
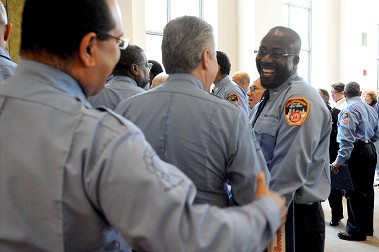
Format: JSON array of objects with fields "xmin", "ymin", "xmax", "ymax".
[{"xmin": 323, "ymin": 181, "xmax": 379, "ymax": 252}]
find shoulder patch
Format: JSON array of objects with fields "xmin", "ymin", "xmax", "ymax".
[
  {"xmin": 226, "ymin": 93, "xmax": 240, "ymax": 105},
  {"xmin": 284, "ymin": 97, "xmax": 309, "ymax": 126},
  {"xmin": 340, "ymin": 112, "xmax": 349, "ymax": 125}
]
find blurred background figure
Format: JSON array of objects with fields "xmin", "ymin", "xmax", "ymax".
[
  {"xmin": 330, "ymin": 82, "xmax": 346, "ymax": 109},
  {"xmin": 150, "ymin": 72, "xmax": 168, "ymax": 89},
  {"xmin": 232, "ymin": 71, "xmax": 250, "ymax": 93},
  {"xmin": 247, "ymin": 77, "xmax": 264, "ymax": 110},
  {"xmin": 0, "ymin": 2, "xmax": 17, "ymax": 81},
  {"xmin": 361, "ymin": 89, "xmax": 377, "ymax": 109},
  {"xmin": 148, "ymin": 59, "xmax": 163, "ymax": 89},
  {"xmin": 318, "ymin": 88, "xmax": 343, "ymax": 227}
]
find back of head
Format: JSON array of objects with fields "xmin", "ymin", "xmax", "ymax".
[
  {"xmin": 232, "ymin": 71, "xmax": 250, "ymax": 84},
  {"xmin": 21, "ymin": 0, "xmax": 115, "ymax": 59},
  {"xmin": 162, "ymin": 15, "xmax": 215, "ymax": 74},
  {"xmin": 216, "ymin": 51, "xmax": 231, "ymax": 76},
  {"xmin": 113, "ymin": 45, "xmax": 145, "ymax": 75},
  {"xmin": 344, "ymin": 81, "xmax": 361, "ymax": 98}
]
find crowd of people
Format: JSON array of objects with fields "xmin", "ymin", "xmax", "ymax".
[{"xmin": 0, "ymin": 0, "xmax": 377, "ymax": 251}]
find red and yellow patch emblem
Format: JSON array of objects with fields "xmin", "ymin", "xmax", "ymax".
[
  {"xmin": 340, "ymin": 112, "xmax": 349, "ymax": 125},
  {"xmin": 284, "ymin": 97, "xmax": 309, "ymax": 126},
  {"xmin": 226, "ymin": 93, "xmax": 240, "ymax": 105}
]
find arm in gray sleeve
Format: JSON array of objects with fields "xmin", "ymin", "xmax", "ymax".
[
  {"xmin": 87, "ymin": 124, "xmax": 281, "ymax": 252},
  {"xmin": 227, "ymin": 110, "xmax": 270, "ymax": 206}
]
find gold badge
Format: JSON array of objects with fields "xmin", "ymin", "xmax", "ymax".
[
  {"xmin": 284, "ymin": 98, "xmax": 309, "ymax": 126},
  {"xmin": 226, "ymin": 93, "xmax": 240, "ymax": 105}
]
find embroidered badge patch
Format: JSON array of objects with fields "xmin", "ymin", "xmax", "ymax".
[
  {"xmin": 284, "ymin": 98, "xmax": 309, "ymax": 126},
  {"xmin": 226, "ymin": 93, "xmax": 240, "ymax": 105},
  {"xmin": 340, "ymin": 112, "xmax": 349, "ymax": 125}
]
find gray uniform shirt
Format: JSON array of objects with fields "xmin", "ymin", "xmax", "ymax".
[
  {"xmin": 116, "ymin": 73, "xmax": 269, "ymax": 208},
  {"xmin": 251, "ymin": 74, "xmax": 332, "ymax": 206},
  {"xmin": 89, "ymin": 75, "xmax": 145, "ymax": 110},
  {"xmin": 0, "ymin": 47, "xmax": 17, "ymax": 82},
  {"xmin": 0, "ymin": 60, "xmax": 281, "ymax": 252},
  {"xmin": 212, "ymin": 75, "xmax": 250, "ymax": 116}
]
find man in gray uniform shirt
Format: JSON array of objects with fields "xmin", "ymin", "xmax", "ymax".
[
  {"xmin": 0, "ymin": 1, "xmax": 286, "ymax": 252},
  {"xmin": 116, "ymin": 16, "xmax": 268, "ymax": 209},
  {"xmin": 212, "ymin": 50, "xmax": 250, "ymax": 116},
  {"xmin": 89, "ymin": 45, "xmax": 150, "ymax": 110},
  {"xmin": 251, "ymin": 26, "xmax": 331, "ymax": 252}
]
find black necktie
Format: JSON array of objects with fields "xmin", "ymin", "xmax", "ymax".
[{"xmin": 252, "ymin": 89, "xmax": 269, "ymax": 126}]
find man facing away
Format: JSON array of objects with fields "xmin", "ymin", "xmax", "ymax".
[
  {"xmin": 0, "ymin": 2, "xmax": 286, "ymax": 251},
  {"xmin": 251, "ymin": 26, "xmax": 331, "ymax": 252},
  {"xmin": 212, "ymin": 51, "xmax": 250, "ymax": 116},
  {"xmin": 331, "ymin": 82, "xmax": 379, "ymax": 241},
  {"xmin": 116, "ymin": 15, "xmax": 271, "ymax": 210},
  {"xmin": 232, "ymin": 70, "xmax": 250, "ymax": 93},
  {"xmin": 89, "ymin": 44, "xmax": 149, "ymax": 110},
  {"xmin": 0, "ymin": 2, "xmax": 16, "ymax": 81}
]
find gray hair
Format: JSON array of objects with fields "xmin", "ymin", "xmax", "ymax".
[
  {"xmin": 344, "ymin": 81, "xmax": 361, "ymax": 98},
  {"xmin": 162, "ymin": 16, "xmax": 215, "ymax": 74}
]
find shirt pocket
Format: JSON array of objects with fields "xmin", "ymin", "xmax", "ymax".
[{"xmin": 254, "ymin": 117, "xmax": 279, "ymax": 164}]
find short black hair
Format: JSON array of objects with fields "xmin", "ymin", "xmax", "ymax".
[
  {"xmin": 344, "ymin": 82, "xmax": 361, "ymax": 98},
  {"xmin": 216, "ymin": 51, "xmax": 231, "ymax": 75},
  {"xmin": 113, "ymin": 45, "xmax": 145, "ymax": 75},
  {"xmin": 148, "ymin": 60, "xmax": 163, "ymax": 76},
  {"xmin": 21, "ymin": 0, "xmax": 115, "ymax": 59}
]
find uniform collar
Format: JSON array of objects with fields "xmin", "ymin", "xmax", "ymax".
[
  {"xmin": 16, "ymin": 60, "xmax": 91, "ymax": 108},
  {"xmin": 266, "ymin": 73, "xmax": 299, "ymax": 97},
  {"xmin": 164, "ymin": 73, "xmax": 205, "ymax": 90}
]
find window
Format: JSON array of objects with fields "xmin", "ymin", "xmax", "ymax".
[
  {"xmin": 145, "ymin": 0, "xmax": 218, "ymax": 67},
  {"xmin": 283, "ymin": 0, "xmax": 312, "ymax": 83}
]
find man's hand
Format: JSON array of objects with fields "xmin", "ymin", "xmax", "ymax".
[
  {"xmin": 331, "ymin": 162, "xmax": 341, "ymax": 174},
  {"xmin": 255, "ymin": 171, "xmax": 287, "ymax": 227}
]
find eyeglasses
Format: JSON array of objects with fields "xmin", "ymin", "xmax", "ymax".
[
  {"xmin": 330, "ymin": 90, "xmax": 342, "ymax": 94},
  {"xmin": 254, "ymin": 50, "xmax": 298, "ymax": 59},
  {"xmin": 249, "ymin": 86, "xmax": 261, "ymax": 92},
  {"xmin": 98, "ymin": 33, "xmax": 129, "ymax": 50}
]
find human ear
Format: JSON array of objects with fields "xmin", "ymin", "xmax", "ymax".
[{"xmin": 79, "ymin": 32, "xmax": 97, "ymax": 67}]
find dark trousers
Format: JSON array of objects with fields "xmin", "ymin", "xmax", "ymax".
[
  {"xmin": 328, "ymin": 189, "xmax": 344, "ymax": 221},
  {"xmin": 346, "ymin": 141, "xmax": 376, "ymax": 237},
  {"xmin": 285, "ymin": 202, "xmax": 325, "ymax": 252}
]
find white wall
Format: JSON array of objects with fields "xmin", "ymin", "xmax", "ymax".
[
  {"xmin": 311, "ymin": 0, "xmax": 340, "ymax": 90},
  {"xmin": 121, "ymin": 0, "xmax": 379, "ymax": 91}
]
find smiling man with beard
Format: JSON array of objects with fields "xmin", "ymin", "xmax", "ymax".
[{"xmin": 251, "ymin": 26, "xmax": 332, "ymax": 252}]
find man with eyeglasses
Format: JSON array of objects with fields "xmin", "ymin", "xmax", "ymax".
[
  {"xmin": 251, "ymin": 26, "xmax": 331, "ymax": 252},
  {"xmin": 89, "ymin": 44, "xmax": 150, "ymax": 110},
  {"xmin": 331, "ymin": 82, "xmax": 347, "ymax": 109},
  {"xmin": 246, "ymin": 78, "xmax": 264, "ymax": 120},
  {"xmin": 0, "ymin": 1, "xmax": 286, "ymax": 251}
]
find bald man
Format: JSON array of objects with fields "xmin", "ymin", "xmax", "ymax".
[
  {"xmin": 0, "ymin": 2, "xmax": 16, "ymax": 81},
  {"xmin": 232, "ymin": 71, "xmax": 250, "ymax": 93}
]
